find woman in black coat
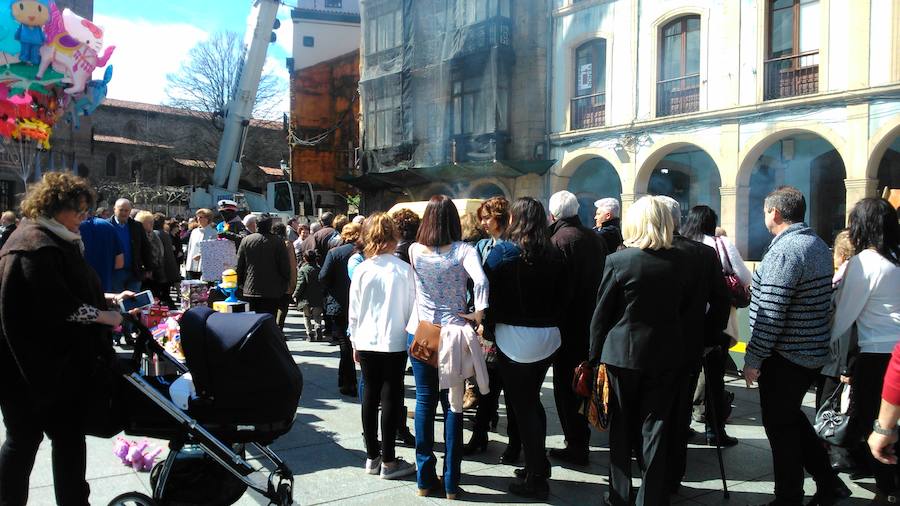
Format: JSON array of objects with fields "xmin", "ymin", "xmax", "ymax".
[
  {"xmin": 0, "ymin": 173, "xmax": 133, "ymax": 506},
  {"xmin": 320, "ymin": 222, "xmax": 361, "ymax": 396},
  {"xmin": 589, "ymin": 196, "xmax": 691, "ymax": 506}
]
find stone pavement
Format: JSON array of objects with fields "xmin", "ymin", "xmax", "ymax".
[{"xmin": 5, "ymin": 309, "xmax": 880, "ymax": 505}]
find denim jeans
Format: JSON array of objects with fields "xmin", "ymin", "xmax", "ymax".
[
  {"xmin": 408, "ymin": 334, "xmax": 462, "ymax": 493},
  {"xmin": 111, "ymin": 269, "xmax": 141, "ymax": 293}
]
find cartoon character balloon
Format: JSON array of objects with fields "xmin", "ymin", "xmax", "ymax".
[
  {"xmin": 10, "ymin": 0, "xmax": 49, "ymax": 65},
  {"xmin": 37, "ymin": 4, "xmax": 114, "ymax": 95}
]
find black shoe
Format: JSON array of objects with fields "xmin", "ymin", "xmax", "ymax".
[
  {"xmin": 548, "ymin": 447, "xmax": 589, "ymax": 466},
  {"xmin": 508, "ymin": 473, "xmax": 549, "ymax": 500},
  {"xmin": 490, "ymin": 412, "xmax": 499, "ymax": 432},
  {"xmin": 806, "ymin": 479, "xmax": 851, "ymax": 506},
  {"xmin": 339, "ymin": 387, "xmax": 357, "ymax": 397},
  {"xmin": 500, "ymin": 446, "xmax": 521, "ymax": 464},
  {"xmin": 513, "ymin": 467, "xmax": 526, "ymax": 479},
  {"xmin": 463, "ymin": 431, "xmax": 488, "ymax": 455},
  {"xmin": 396, "ymin": 427, "xmax": 416, "ymax": 447},
  {"xmin": 704, "ymin": 430, "xmax": 739, "ymax": 448}
]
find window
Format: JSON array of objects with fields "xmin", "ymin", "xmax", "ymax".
[
  {"xmin": 105, "ymin": 153, "xmax": 116, "ymax": 177},
  {"xmin": 765, "ymin": 0, "xmax": 820, "ymax": 100},
  {"xmin": 302, "ymin": 36, "xmax": 315, "ymax": 47},
  {"xmin": 657, "ymin": 15, "xmax": 701, "ymax": 117},
  {"xmin": 0, "ymin": 180, "xmax": 11, "ymax": 212},
  {"xmin": 364, "ymin": 77, "xmax": 401, "ymax": 149},
  {"xmin": 571, "ymin": 39, "xmax": 606, "ymax": 129},
  {"xmin": 324, "ymin": 0, "xmax": 342, "ymax": 8},
  {"xmin": 366, "ymin": 9, "xmax": 403, "ymax": 54},
  {"xmin": 452, "ymin": 0, "xmax": 509, "ymax": 28}
]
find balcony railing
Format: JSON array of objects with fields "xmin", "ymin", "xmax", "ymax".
[
  {"xmin": 764, "ymin": 51, "xmax": 819, "ymax": 101},
  {"xmin": 656, "ymin": 75, "xmax": 700, "ymax": 117},
  {"xmin": 570, "ymin": 92, "xmax": 605, "ymax": 130}
]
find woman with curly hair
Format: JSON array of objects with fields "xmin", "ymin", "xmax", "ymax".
[{"xmin": 0, "ymin": 173, "xmax": 134, "ymax": 505}]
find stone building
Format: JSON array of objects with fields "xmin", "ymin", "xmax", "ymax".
[
  {"xmin": 351, "ymin": 0, "xmax": 552, "ymax": 212},
  {"xmin": 549, "ymin": 0, "xmax": 900, "ymax": 261}
]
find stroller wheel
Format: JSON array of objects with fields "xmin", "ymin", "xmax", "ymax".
[
  {"xmin": 108, "ymin": 492, "xmax": 156, "ymax": 506},
  {"xmin": 277, "ymin": 482, "xmax": 293, "ymax": 505}
]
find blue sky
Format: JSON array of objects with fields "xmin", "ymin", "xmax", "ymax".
[{"xmin": 92, "ymin": 0, "xmax": 293, "ymax": 117}]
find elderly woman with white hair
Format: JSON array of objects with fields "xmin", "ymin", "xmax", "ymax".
[
  {"xmin": 589, "ymin": 196, "xmax": 692, "ymax": 506},
  {"xmin": 546, "ymin": 190, "xmax": 608, "ymax": 467},
  {"xmin": 242, "ymin": 214, "xmax": 258, "ymax": 234},
  {"xmin": 593, "ymin": 197, "xmax": 623, "ymax": 252}
]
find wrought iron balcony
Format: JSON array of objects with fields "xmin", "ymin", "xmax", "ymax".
[
  {"xmin": 570, "ymin": 92, "xmax": 605, "ymax": 130},
  {"xmin": 764, "ymin": 51, "xmax": 819, "ymax": 101},
  {"xmin": 656, "ymin": 74, "xmax": 700, "ymax": 117}
]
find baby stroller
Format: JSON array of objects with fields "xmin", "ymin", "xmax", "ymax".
[{"xmin": 108, "ymin": 307, "xmax": 303, "ymax": 506}]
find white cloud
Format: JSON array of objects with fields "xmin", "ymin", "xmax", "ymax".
[
  {"xmin": 263, "ymin": 55, "xmax": 291, "ymax": 119},
  {"xmin": 275, "ymin": 5, "xmax": 294, "ymax": 56},
  {"xmin": 92, "ymin": 14, "xmax": 209, "ymax": 105}
]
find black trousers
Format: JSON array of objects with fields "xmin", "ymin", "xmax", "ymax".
[
  {"xmin": 606, "ymin": 365, "xmax": 679, "ymax": 506},
  {"xmin": 758, "ymin": 353, "xmax": 837, "ymax": 503},
  {"xmin": 666, "ymin": 364, "xmax": 700, "ymax": 491},
  {"xmin": 497, "ymin": 351, "xmax": 552, "ymax": 478},
  {"xmin": 473, "ymin": 366, "xmax": 520, "ymax": 449},
  {"xmin": 552, "ymin": 350, "xmax": 590, "ymax": 453},
  {"xmin": 358, "ymin": 351, "xmax": 408, "ymax": 462},
  {"xmin": 0, "ymin": 393, "xmax": 89, "ymax": 506},
  {"xmin": 332, "ymin": 313, "xmax": 356, "ymax": 391},
  {"xmin": 849, "ymin": 353, "xmax": 900, "ymax": 495},
  {"xmin": 246, "ymin": 296, "xmax": 280, "ymax": 317}
]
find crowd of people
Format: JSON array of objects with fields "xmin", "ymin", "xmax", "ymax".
[{"xmin": 0, "ymin": 171, "xmax": 898, "ymax": 506}]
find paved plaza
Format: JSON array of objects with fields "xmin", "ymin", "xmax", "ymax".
[{"xmin": 4, "ymin": 310, "xmax": 881, "ymax": 505}]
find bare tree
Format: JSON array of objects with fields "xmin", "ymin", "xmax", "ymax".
[{"xmin": 165, "ymin": 31, "xmax": 285, "ymax": 122}]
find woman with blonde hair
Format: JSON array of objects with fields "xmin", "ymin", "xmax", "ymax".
[
  {"xmin": 185, "ymin": 208, "xmax": 217, "ymax": 280},
  {"xmin": 348, "ymin": 213, "xmax": 417, "ymax": 479},
  {"xmin": 589, "ymin": 195, "xmax": 691, "ymax": 506}
]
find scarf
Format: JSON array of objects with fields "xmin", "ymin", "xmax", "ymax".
[{"xmin": 36, "ymin": 216, "xmax": 84, "ymax": 254}]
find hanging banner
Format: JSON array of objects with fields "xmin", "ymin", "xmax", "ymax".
[{"xmin": 578, "ymin": 63, "xmax": 593, "ymax": 92}]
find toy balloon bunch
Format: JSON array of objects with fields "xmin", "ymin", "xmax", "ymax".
[{"xmin": 0, "ymin": 0, "xmax": 115, "ymax": 150}]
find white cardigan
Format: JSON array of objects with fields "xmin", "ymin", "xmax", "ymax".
[
  {"xmin": 347, "ymin": 254, "xmax": 416, "ymax": 353},
  {"xmin": 831, "ymin": 249, "xmax": 900, "ymax": 354}
]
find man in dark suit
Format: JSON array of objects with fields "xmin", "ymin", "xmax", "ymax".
[
  {"xmin": 548, "ymin": 190, "xmax": 608, "ymax": 466},
  {"xmin": 109, "ymin": 198, "xmax": 154, "ymax": 292},
  {"xmin": 656, "ymin": 196, "xmax": 731, "ymax": 494}
]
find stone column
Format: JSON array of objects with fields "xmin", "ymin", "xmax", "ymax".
[
  {"xmin": 733, "ymin": 185, "xmax": 751, "ymax": 259},
  {"xmin": 620, "ymin": 192, "xmax": 645, "ymax": 216},
  {"xmin": 844, "ymin": 178, "xmax": 881, "ymax": 221},
  {"xmin": 719, "ymin": 186, "xmax": 738, "ymax": 238}
]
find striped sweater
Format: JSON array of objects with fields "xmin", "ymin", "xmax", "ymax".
[{"xmin": 745, "ymin": 223, "xmax": 834, "ymax": 370}]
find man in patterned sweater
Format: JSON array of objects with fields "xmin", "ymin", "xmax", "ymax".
[{"xmin": 744, "ymin": 186, "xmax": 850, "ymax": 506}]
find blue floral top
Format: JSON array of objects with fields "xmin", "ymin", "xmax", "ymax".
[{"xmin": 407, "ymin": 241, "xmax": 488, "ymax": 328}]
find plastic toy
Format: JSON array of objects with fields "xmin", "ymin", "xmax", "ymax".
[
  {"xmin": 112, "ymin": 437, "xmax": 163, "ymax": 472},
  {"xmin": 69, "ymin": 64, "xmax": 110, "ymax": 128}
]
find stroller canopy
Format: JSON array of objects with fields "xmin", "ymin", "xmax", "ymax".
[{"xmin": 179, "ymin": 307, "xmax": 302, "ymax": 430}]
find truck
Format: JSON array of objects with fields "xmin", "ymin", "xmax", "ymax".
[{"xmin": 188, "ymin": 0, "xmax": 346, "ymax": 222}]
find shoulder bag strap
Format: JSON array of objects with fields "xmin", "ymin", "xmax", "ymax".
[{"xmin": 715, "ymin": 237, "xmax": 735, "ymax": 276}]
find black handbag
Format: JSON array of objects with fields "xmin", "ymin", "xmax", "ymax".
[{"xmin": 814, "ymin": 383, "xmax": 852, "ymax": 446}]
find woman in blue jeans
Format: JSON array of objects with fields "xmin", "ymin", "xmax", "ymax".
[{"xmin": 406, "ymin": 195, "xmax": 488, "ymax": 499}]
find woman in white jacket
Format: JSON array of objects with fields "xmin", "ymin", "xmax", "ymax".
[
  {"xmin": 348, "ymin": 213, "xmax": 417, "ymax": 480},
  {"xmin": 185, "ymin": 208, "xmax": 218, "ymax": 279}
]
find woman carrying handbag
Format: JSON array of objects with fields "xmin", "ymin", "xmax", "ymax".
[{"xmin": 406, "ymin": 195, "xmax": 489, "ymax": 500}]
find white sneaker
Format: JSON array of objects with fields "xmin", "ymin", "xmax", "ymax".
[
  {"xmin": 364, "ymin": 456, "xmax": 381, "ymax": 475},
  {"xmin": 380, "ymin": 458, "xmax": 415, "ymax": 480}
]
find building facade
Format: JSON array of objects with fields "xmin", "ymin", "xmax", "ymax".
[
  {"xmin": 290, "ymin": 50, "xmax": 360, "ymax": 194},
  {"xmin": 353, "ymin": 0, "xmax": 551, "ymax": 212},
  {"xmin": 290, "ymin": 0, "xmax": 361, "ymax": 72},
  {"xmin": 549, "ymin": 0, "xmax": 900, "ymax": 260}
]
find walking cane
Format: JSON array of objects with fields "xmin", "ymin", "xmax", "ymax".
[{"xmin": 702, "ymin": 347, "xmax": 730, "ymax": 499}]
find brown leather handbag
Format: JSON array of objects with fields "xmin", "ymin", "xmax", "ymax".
[{"xmin": 409, "ymin": 321, "xmax": 441, "ymax": 368}]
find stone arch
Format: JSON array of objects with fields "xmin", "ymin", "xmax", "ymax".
[
  {"xmin": 736, "ymin": 127, "xmax": 849, "ymax": 260},
  {"xmin": 736, "ymin": 125, "xmax": 849, "ymax": 188},
  {"xmin": 465, "ymin": 178, "xmax": 511, "ymax": 199},
  {"xmin": 413, "ymin": 183, "xmax": 455, "ymax": 201},
  {"xmin": 867, "ymin": 117, "xmax": 900, "ymax": 183},
  {"xmin": 634, "ymin": 138, "xmax": 723, "ymax": 194},
  {"xmin": 551, "ymin": 145, "xmax": 625, "ymax": 194}
]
